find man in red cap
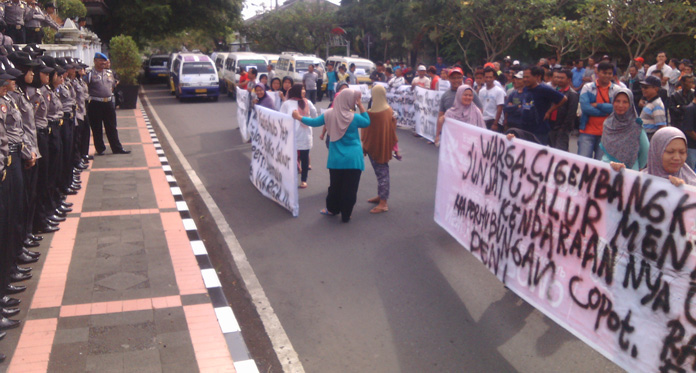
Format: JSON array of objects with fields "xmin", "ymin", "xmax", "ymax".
[{"xmin": 634, "ymin": 57, "xmax": 646, "ymax": 81}]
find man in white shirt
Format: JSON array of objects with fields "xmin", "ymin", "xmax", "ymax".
[
  {"xmin": 646, "ymin": 51, "xmax": 673, "ymax": 91},
  {"xmin": 411, "ymin": 65, "xmax": 431, "ymax": 89},
  {"xmin": 479, "ymin": 67, "xmax": 506, "ymax": 131}
]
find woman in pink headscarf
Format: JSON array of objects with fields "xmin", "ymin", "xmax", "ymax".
[{"xmin": 292, "ymin": 88, "xmax": 370, "ymax": 222}]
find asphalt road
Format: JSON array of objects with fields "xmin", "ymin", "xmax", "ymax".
[{"xmin": 141, "ymin": 84, "xmax": 622, "ymax": 373}]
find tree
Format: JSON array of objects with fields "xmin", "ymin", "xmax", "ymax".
[
  {"xmin": 581, "ymin": 0, "xmax": 696, "ymax": 61},
  {"xmin": 102, "ymin": 0, "xmax": 242, "ymax": 46},
  {"xmin": 57, "ymin": 0, "xmax": 86, "ymax": 20},
  {"xmin": 441, "ymin": 0, "xmax": 558, "ymax": 62},
  {"xmin": 243, "ymin": 2, "xmax": 337, "ymax": 55},
  {"xmin": 528, "ymin": 17, "xmax": 582, "ymax": 61}
]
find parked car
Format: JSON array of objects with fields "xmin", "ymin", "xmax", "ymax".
[
  {"xmin": 171, "ymin": 53, "xmax": 220, "ymax": 101},
  {"xmin": 143, "ymin": 54, "xmax": 169, "ymax": 83}
]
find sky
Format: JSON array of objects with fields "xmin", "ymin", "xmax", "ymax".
[{"xmin": 243, "ymin": 0, "xmax": 341, "ymax": 20}]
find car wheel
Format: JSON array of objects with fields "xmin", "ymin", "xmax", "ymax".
[{"xmin": 212, "ymin": 95, "xmax": 219, "ymax": 102}]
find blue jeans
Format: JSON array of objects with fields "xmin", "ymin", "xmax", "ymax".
[
  {"xmin": 688, "ymin": 148, "xmax": 696, "ymax": 170},
  {"xmin": 577, "ymin": 133, "xmax": 603, "ymax": 160}
]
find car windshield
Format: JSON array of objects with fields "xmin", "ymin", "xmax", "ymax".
[
  {"xmin": 150, "ymin": 57, "xmax": 168, "ymax": 67},
  {"xmin": 239, "ymin": 59, "xmax": 268, "ymax": 73},
  {"xmin": 182, "ymin": 62, "xmax": 215, "ymax": 75}
]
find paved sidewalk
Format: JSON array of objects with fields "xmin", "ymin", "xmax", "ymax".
[{"xmin": 2, "ymin": 103, "xmax": 257, "ymax": 372}]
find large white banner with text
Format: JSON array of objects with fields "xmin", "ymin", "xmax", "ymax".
[
  {"xmin": 236, "ymin": 87, "xmax": 251, "ymax": 142},
  {"xmin": 435, "ymin": 117, "xmax": 696, "ymax": 373},
  {"xmin": 248, "ymin": 106, "xmax": 299, "ymax": 216}
]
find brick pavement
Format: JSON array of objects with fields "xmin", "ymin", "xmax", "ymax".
[{"xmin": 1, "ymin": 103, "xmax": 257, "ymax": 372}]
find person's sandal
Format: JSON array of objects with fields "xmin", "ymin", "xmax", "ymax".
[
  {"xmin": 319, "ymin": 208, "xmax": 336, "ymax": 216},
  {"xmin": 299, "ymin": 182, "xmax": 308, "ymax": 189}
]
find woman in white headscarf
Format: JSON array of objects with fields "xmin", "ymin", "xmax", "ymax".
[{"xmin": 292, "ymin": 88, "xmax": 370, "ymax": 222}]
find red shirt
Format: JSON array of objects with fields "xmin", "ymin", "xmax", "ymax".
[
  {"xmin": 430, "ymin": 75, "xmax": 440, "ymax": 90},
  {"xmin": 581, "ymin": 83, "xmax": 610, "ymax": 136}
]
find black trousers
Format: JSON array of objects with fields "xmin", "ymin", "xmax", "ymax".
[
  {"xmin": 88, "ymin": 100, "xmax": 123, "ymax": 153},
  {"xmin": 22, "ymin": 159, "xmax": 38, "ymax": 240},
  {"xmin": 299, "ymin": 150, "xmax": 309, "ymax": 182},
  {"xmin": 326, "ymin": 169, "xmax": 362, "ymax": 222},
  {"xmin": 34, "ymin": 129, "xmax": 51, "ymax": 230},
  {"xmin": 0, "ymin": 176, "xmax": 9, "ymax": 291},
  {"xmin": 59, "ymin": 112, "xmax": 75, "ymax": 191},
  {"xmin": 78, "ymin": 116, "xmax": 91, "ymax": 157},
  {"xmin": 73, "ymin": 118, "xmax": 84, "ymax": 165},
  {"xmin": 47, "ymin": 121, "xmax": 63, "ymax": 212},
  {"xmin": 5, "ymin": 25, "xmax": 25, "ymax": 44},
  {"xmin": 25, "ymin": 26, "xmax": 43, "ymax": 44},
  {"xmin": 5, "ymin": 150, "xmax": 25, "ymax": 261}
]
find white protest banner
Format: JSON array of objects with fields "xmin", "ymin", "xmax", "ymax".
[
  {"xmin": 413, "ymin": 86, "xmax": 443, "ymax": 142},
  {"xmin": 434, "ymin": 118, "xmax": 696, "ymax": 373},
  {"xmin": 249, "ymin": 106, "xmax": 299, "ymax": 216},
  {"xmin": 388, "ymin": 85, "xmax": 415, "ymax": 129},
  {"xmin": 373, "ymin": 82, "xmax": 389, "ymax": 90},
  {"xmin": 348, "ymin": 84, "xmax": 371, "ymax": 104},
  {"xmin": 236, "ymin": 87, "xmax": 251, "ymax": 142}
]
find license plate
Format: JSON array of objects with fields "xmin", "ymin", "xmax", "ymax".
[
  {"xmin": 195, "ymin": 89, "xmax": 207, "ymax": 93},
  {"xmin": 158, "ymin": 73, "xmax": 167, "ymax": 77}
]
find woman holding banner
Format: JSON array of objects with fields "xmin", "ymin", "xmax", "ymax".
[
  {"xmin": 601, "ymin": 88, "xmax": 649, "ymax": 170},
  {"xmin": 292, "ymin": 88, "xmax": 370, "ymax": 222},
  {"xmin": 281, "ymin": 84, "xmax": 317, "ymax": 188},
  {"xmin": 362, "ymin": 85, "xmax": 398, "ymax": 214},
  {"xmin": 645, "ymin": 127, "xmax": 696, "ymax": 186}
]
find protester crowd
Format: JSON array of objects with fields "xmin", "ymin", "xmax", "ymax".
[
  {"xmin": 238, "ymin": 51, "xmax": 696, "ymax": 221},
  {"xmin": 0, "ymin": 35, "xmax": 128, "ymax": 359}
]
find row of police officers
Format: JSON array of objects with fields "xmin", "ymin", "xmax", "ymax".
[
  {"xmin": 0, "ymin": 47, "xmax": 128, "ymax": 361},
  {"xmin": 1, "ymin": 0, "xmax": 60, "ymax": 45}
]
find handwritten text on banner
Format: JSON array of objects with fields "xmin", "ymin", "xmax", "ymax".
[{"xmin": 434, "ymin": 118, "xmax": 696, "ymax": 373}]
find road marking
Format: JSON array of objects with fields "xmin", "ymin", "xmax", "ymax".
[{"xmin": 141, "ymin": 87, "xmax": 305, "ymax": 373}]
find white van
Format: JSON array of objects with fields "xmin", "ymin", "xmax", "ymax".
[
  {"xmin": 275, "ymin": 52, "xmax": 326, "ymax": 86},
  {"xmin": 262, "ymin": 53, "xmax": 280, "ymax": 66},
  {"xmin": 221, "ymin": 52, "xmax": 268, "ymax": 97},
  {"xmin": 212, "ymin": 52, "xmax": 230, "ymax": 92},
  {"xmin": 326, "ymin": 55, "xmax": 375, "ymax": 84},
  {"xmin": 171, "ymin": 54, "xmax": 220, "ymax": 101}
]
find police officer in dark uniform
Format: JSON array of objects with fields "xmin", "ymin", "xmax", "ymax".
[
  {"xmin": 3, "ymin": 0, "xmax": 30, "ymax": 44},
  {"xmin": 71, "ymin": 58, "xmax": 90, "ymax": 168},
  {"xmin": 87, "ymin": 53, "xmax": 130, "ymax": 155},
  {"xmin": 24, "ymin": 0, "xmax": 59, "ymax": 44},
  {"xmin": 56, "ymin": 58, "xmax": 80, "ymax": 195},
  {"xmin": 0, "ymin": 74, "xmax": 14, "ymax": 361},
  {"xmin": 8, "ymin": 51, "xmax": 43, "ymax": 248},
  {"xmin": 40, "ymin": 56, "xmax": 67, "ymax": 231},
  {"xmin": 26, "ymin": 56, "xmax": 57, "ymax": 236}
]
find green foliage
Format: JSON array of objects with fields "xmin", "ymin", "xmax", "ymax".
[
  {"xmin": 103, "ymin": 0, "xmax": 242, "ymax": 47},
  {"xmin": 243, "ymin": 2, "xmax": 337, "ymax": 55},
  {"xmin": 57, "ymin": 0, "xmax": 86, "ymax": 20},
  {"xmin": 42, "ymin": 27, "xmax": 56, "ymax": 44},
  {"xmin": 109, "ymin": 35, "xmax": 141, "ymax": 85},
  {"xmin": 580, "ymin": 0, "xmax": 696, "ymax": 60},
  {"xmin": 144, "ymin": 30, "xmax": 217, "ymax": 55},
  {"xmin": 528, "ymin": 17, "xmax": 582, "ymax": 60}
]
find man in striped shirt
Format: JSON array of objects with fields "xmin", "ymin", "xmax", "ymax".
[{"xmin": 639, "ymin": 75, "xmax": 668, "ymax": 140}]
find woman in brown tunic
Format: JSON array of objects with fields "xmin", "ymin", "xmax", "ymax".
[{"xmin": 362, "ymin": 85, "xmax": 398, "ymax": 214}]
